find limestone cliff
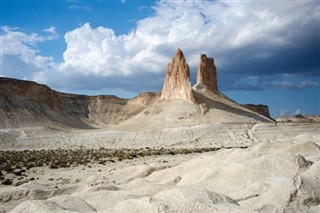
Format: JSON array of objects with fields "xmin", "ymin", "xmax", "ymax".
[
  {"xmin": 0, "ymin": 77, "xmax": 159, "ymax": 128},
  {"xmin": 161, "ymin": 49, "xmax": 195, "ymax": 104},
  {"xmin": 241, "ymin": 104, "xmax": 273, "ymax": 120},
  {"xmin": 0, "ymin": 77, "xmax": 61, "ymax": 111}
]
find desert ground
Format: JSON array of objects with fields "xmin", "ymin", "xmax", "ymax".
[
  {"xmin": 1, "ymin": 50, "xmax": 320, "ymax": 212},
  {"xmin": 1, "ymin": 122, "xmax": 320, "ymax": 213}
]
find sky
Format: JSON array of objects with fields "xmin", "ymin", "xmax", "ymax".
[{"xmin": 1, "ymin": 0, "xmax": 319, "ymax": 119}]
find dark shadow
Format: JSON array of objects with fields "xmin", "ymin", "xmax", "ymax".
[{"xmin": 192, "ymin": 89, "xmax": 272, "ymax": 122}]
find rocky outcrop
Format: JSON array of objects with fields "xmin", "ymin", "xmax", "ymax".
[
  {"xmin": 199, "ymin": 103, "xmax": 209, "ymax": 115},
  {"xmin": 0, "ymin": 77, "xmax": 159, "ymax": 128},
  {"xmin": 306, "ymin": 115, "xmax": 320, "ymax": 123},
  {"xmin": 161, "ymin": 49, "xmax": 195, "ymax": 104},
  {"xmin": 276, "ymin": 114, "xmax": 320, "ymax": 123},
  {"xmin": 0, "ymin": 77, "xmax": 61, "ymax": 111},
  {"xmin": 196, "ymin": 54, "xmax": 218, "ymax": 91},
  {"xmin": 128, "ymin": 92, "xmax": 161, "ymax": 106},
  {"xmin": 241, "ymin": 104, "xmax": 272, "ymax": 120}
]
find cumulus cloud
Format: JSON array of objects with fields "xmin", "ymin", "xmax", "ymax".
[
  {"xmin": 43, "ymin": 26, "xmax": 57, "ymax": 35},
  {"xmin": 58, "ymin": 1, "xmax": 320, "ymax": 80},
  {"xmin": 2, "ymin": 0, "xmax": 320, "ymax": 94},
  {"xmin": 1, "ymin": 26, "xmax": 56, "ymax": 69},
  {"xmin": 58, "ymin": 23, "xmax": 168, "ymax": 77}
]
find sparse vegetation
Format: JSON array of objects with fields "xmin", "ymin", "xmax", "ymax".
[
  {"xmin": 0, "ymin": 146, "xmax": 248, "ymax": 185},
  {"xmin": 2, "ymin": 179, "xmax": 13, "ymax": 185}
]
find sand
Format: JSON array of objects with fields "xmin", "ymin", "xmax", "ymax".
[{"xmin": 0, "ymin": 123, "xmax": 319, "ymax": 212}]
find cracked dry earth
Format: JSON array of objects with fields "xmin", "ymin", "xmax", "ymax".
[{"xmin": 0, "ymin": 123, "xmax": 320, "ymax": 213}]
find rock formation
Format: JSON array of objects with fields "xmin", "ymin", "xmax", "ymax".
[
  {"xmin": 199, "ymin": 103, "xmax": 209, "ymax": 115},
  {"xmin": 0, "ymin": 77, "xmax": 160, "ymax": 128},
  {"xmin": 196, "ymin": 54, "xmax": 218, "ymax": 91},
  {"xmin": 276, "ymin": 114, "xmax": 320, "ymax": 123},
  {"xmin": 241, "ymin": 104, "xmax": 272, "ymax": 120},
  {"xmin": 0, "ymin": 77, "xmax": 61, "ymax": 111},
  {"xmin": 161, "ymin": 49, "xmax": 195, "ymax": 104},
  {"xmin": 0, "ymin": 48, "xmax": 275, "ymax": 129}
]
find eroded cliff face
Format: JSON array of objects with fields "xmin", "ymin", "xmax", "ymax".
[
  {"xmin": 241, "ymin": 104, "xmax": 272, "ymax": 120},
  {"xmin": 128, "ymin": 92, "xmax": 161, "ymax": 106},
  {"xmin": 0, "ymin": 77, "xmax": 159, "ymax": 128},
  {"xmin": 86, "ymin": 93, "xmax": 160, "ymax": 125},
  {"xmin": 161, "ymin": 49, "xmax": 195, "ymax": 104},
  {"xmin": 196, "ymin": 54, "xmax": 218, "ymax": 91},
  {"xmin": 0, "ymin": 78, "xmax": 61, "ymax": 111}
]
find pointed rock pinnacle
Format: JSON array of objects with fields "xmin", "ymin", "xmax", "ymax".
[{"xmin": 161, "ymin": 49, "xmax": 195, "ymax": 104}]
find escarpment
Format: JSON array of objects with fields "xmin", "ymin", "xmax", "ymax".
[
  {"xmin": 241, "ymin": 104, "xmax": 273, "ymax": 120},
  {"xmin": 0, "ymin": 78, "xmax": 160, "ymax": 128}
]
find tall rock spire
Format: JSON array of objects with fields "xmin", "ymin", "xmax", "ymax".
[
  {"xmin": 161, "ymin": 49, "xmax": 195, "ymax": 104},
  {"xmin": 196, "ymin": 54, "xmax": 218, "ymax": 91}
]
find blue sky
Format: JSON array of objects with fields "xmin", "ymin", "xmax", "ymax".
[{"xmin": 1, "ymin": 0, "xmax": 320, "ymax": 118}]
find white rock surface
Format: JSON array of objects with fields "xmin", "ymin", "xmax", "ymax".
[{"xmin": 0, "ymin": 124, "xmax": 319, "ymax": 213}]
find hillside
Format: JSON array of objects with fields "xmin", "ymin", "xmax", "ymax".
[{"xmin": 0, "ymin": 77, "xmax": 159, "ymax": 129}]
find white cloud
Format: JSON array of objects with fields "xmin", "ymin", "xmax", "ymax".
[
  {"xmin": 68, "ymin": 5, "xmax": 91, "ymax": 11},
  {"xmin": 68, "ymin": 5, "xmax": 79, "ymax": 10},
  {"xmin": 1, "ymin": 26, "xmax": 56, "ymax": 81},
  {"xmin": 0, "ymin": 26, "xmax": 74, "ymax": 84},
  {"xmin": 299, "ymin": 80, "xmax": 319, "ymax": 89},
  {"xmin": 277, "ymin": 80, "xmax": 319, "ymax": 90},
  {"xmin": 58, "ymin": 23, "xmax": 167, "ymax": 76},
  {"xmin": 2, "ymin": 0, "xmax": 320, "ymax": 94},
  {"xmin": 32, "ymin": 71, "xmax": 48, "ymax": 84},
  {"xmin": 58, "ymin": 0, "xmax": 319, "ymax": 77},
  {"xmin": 43, "ymin": 26, "xmax": 57, "ymax": 35}
]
